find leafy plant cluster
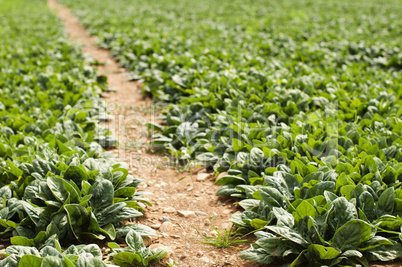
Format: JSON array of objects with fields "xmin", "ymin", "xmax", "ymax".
[
  {"xmin": 59, "ymin": 0, "xmax": 402, "ymax": 265},
  {"xmin": 0, "ymin": 0, "xmax": 164, "ymax": 265},
  {"xmin": 1, "ymin": 230, "xmax": 167, "ymax": 267}
]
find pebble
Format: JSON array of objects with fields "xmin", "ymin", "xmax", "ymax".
[
  {"xmin": 195, "ymin": 211, "xmax": 207, "ymax": 216},
  {"xmin": 199, "ymin": 257, "xmax": 211, "ymax": 263},
  {"xmin": 197, "ymin": 173, "xmax": 211, "ymax": 181},
  {"xmin": 151, "ymin": 223, "xmax": 161, "ymax": 229},
  {"xmin": 161, "ymin": 233, "xmax": 169, "ymax": 238},
  {"xmin": 177, "ymin": 210, "xmax": 195, "ymax": 218},
  {"xmin": 161, "ymin": 216, "xmax": 171, "ymax": 222},
  {"xmin": 142, "ymin": 236, "xmax": 152, "ymax": 247},
  {"xmin": 159, "ymin": 221, "xmax": 173, "ymax": 233},
  {"xmin": 222, "ymin": 209, "xmax": 232, "ymax": 215},
  {"xmin": 209, "ymin": 230, "xmax": 218, "ymax": 237},
  {"xmin": 197, "ymin": 168, "xmax": 208, "ymax": 173},
  {"xmin": 163, "ymin": 207, "xmax": 176, "ymax": 213},
  {"xmin": 171, "ymin": 234, "xmax": 181, "ymax": 239}
]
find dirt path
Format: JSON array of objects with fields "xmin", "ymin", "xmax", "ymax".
[{"xmin": 47, "ymin": 1, "xmax": 264, "ymax": 266}]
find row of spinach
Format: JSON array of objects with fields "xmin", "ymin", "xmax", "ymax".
[
  {"xmin": 0, "ymin": 0, "xmax": 168, "ymax": 266},
  {"xmin": 59, "ymin": 0, "xmax": 402, "ymax": 265}
]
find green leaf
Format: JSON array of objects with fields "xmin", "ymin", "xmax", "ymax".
[
  {"xmin": 331, "ymin": 219, "xmax": 371, "ymax": 251},
  {"xmin": 144, "ymin": 246, "xmax": 168, "ymax": 265},
  {"xmin": 215, "ymin": 175, "xmax": 246, "ymax": 185},
  {"xmin": 239, "ymin": 248, "xmax": 273, "ymax": 264},
  {"xmin": 293, "ymin": 200, "xmax": 318, "ymax": 224},
  {"xmin": 47, "ymin": 176, "xmax": 79, "ymax": 203},
  {"xmin": 64, "ymin": 204, "xmax": 90, "ymax": 239},
  {"xmin": 107, "ymin": 242, "xmax": 121, "ymax": 249},
  {"xmin": 272, "ymin": 207, "xmax": 294, "ymax": 228},
  {"xmin": 126, "ymin": 230, "xmax": 145, "ymax": 252},
  {"xmin": 250, "ymin": 147, "xmax": 264, "ymax": 165},
  {"xmin": 309, "ymin": 244, "xmax": 341, "ymax": 260},
  {"xmin": 232, "ymin": 138, "xmax": 244, "ymax": 152},
  {"xmin": 19, "ymin": 255, "xmax": 43, "ymax": 267},
  {"xmin": 377, "ymin": 187, "xmax": 394, "ymax": 216},
  {"xmin": 41, "ymin": 256, "xmax": 66, "ymax": 267},
  {"xmin": 89, "ymin": 180, "xmax": 114, "ymax": 212},
  {"xmin": 114, "ymin": 187, "xmax": 136, "ymax": 198},
  {"xmin": 258, "ymin": 187, "xmax": 287, "ymax": 208},
  {"xmin": 367, "ymin": 240, "xmax": 402, "ymax": 261},
  {"xmin": 113, "ymin": 252, "xmax": 142, "ymax": 265},
  {"xmin": 64, "ymin": 166, "xmax": 89, "ymax": 186},
  {"xmin": 10, "ymin": 236, "xmax": 34, "ymax": 246}
]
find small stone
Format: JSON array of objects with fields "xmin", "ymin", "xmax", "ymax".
[
  {"xmin": 161, "ymin": 233, "xmax": 169, "ymax": 238},
  {"xmin": 209, "ymin": 230, "xmax": 218, "ymax": 237},
  {"xmin": 197, "ymin": 168, "xmax": 208, "ymax": 173},
  {"xmin": 195, "ymin": 211, "xmax": 207, "ymax": 216},
  {"xmin": 180, "ymin": 255, "xmax": 187, "ymax": 260},
  {"xmin": 197, "ymin": 173, "xmax": 211, "ymax": 181},
  {"xmin": 160, "ymin": 216, "xmax": 171, "ymax": 222},
  {"xmin": 185, "ymin": 243, "xmax": 190, "ymax": 249},
  {"xmin": 163, "ymin": 207, "xmax": 176, "ymax": 213},
  {"xmin": 229, "ymin": 255, "xmax": 237, "ymax": 262},
  {"xmin": 171, "ymin": 234, "xmax": 181, "ymax": 239},
  {"xmin": 199, "ymin": 257, "xmax": 211, "ymax": 263},
  {"xmin": 151, "ymin": 223, "xmax": 161, "ymax": 229},
  {"xmin": 222, "ymin": 209, "xmax": 231, "ymax": 215},
  {"xmin": 177, "ymin": 210, "xmax": 195, "ymax": 218},
  {"xmin": 160, "ymin": 221, "xmax": 173, "ymax": 233},
  {"xmin": 204, "ymin": 219, "xmax": 210, "ymax": 226},
  {"xmin": 196, "ymin": 251, "xmax": 203, "ymax": 256},
  {"xmin": 216, "ymin": 172, "xmax": 228, "ymax": 181},
  {"xmin": 142, "ymin": 236, "xmax": 152, "ymax": 247}
]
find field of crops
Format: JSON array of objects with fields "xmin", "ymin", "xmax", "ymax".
[
  {"xmin": 0, "ymin": 0, "xmax": 169, "ymax": 265},
  {"xmin": 1, "ymin": 0, "xmax": 402, "ymax": 266}
]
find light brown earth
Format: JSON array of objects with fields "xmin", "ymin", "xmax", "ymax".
[{"xmin": 47, "ymin": 0, "xmax": 265, "ymax": 266}]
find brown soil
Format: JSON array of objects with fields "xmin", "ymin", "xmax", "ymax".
[{"xmin": 47, "ymin": 1, "xmax": 265, "ymax": 266}]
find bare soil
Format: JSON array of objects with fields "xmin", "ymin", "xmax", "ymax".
[{"xmin": 47, "ymin": 1, "xmax": 265, "ymax": 266}]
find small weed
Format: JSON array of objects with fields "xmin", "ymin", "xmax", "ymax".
[{"xmin": 191, "ymin": 219, "xmax": 250, "ymax": 248}]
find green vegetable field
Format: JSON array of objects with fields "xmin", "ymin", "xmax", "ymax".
[
  {"xmin": 0, "ymin": 0, "xmax": 167, "ymax": 266},
  {"xmin": 1, "ymin": 0, "xmax": 402, "ymax": 265}
]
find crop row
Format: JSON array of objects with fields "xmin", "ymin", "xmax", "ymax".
[
  {"xmin": 0, "ymin": 0, "xmax": 168, "ymax": 266},
  {"xmin": 59, "ymin": 0, "xmax": 402, "ymax": 265}
]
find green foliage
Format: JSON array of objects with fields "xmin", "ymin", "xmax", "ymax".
[
  {"xmin": 0, "ymin": 237, "xmax": 109, "ymax": 267},
  {"xmin": 59, "ymin": 0, "xmax": 402, "ymax": 265},
  {"xmin": 108, "ymin": 230, "xmax": 168, "ymax": 266},
  {"xmin": 0, "ymin": 0, "xmax": 159, "ymax": 265}
]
